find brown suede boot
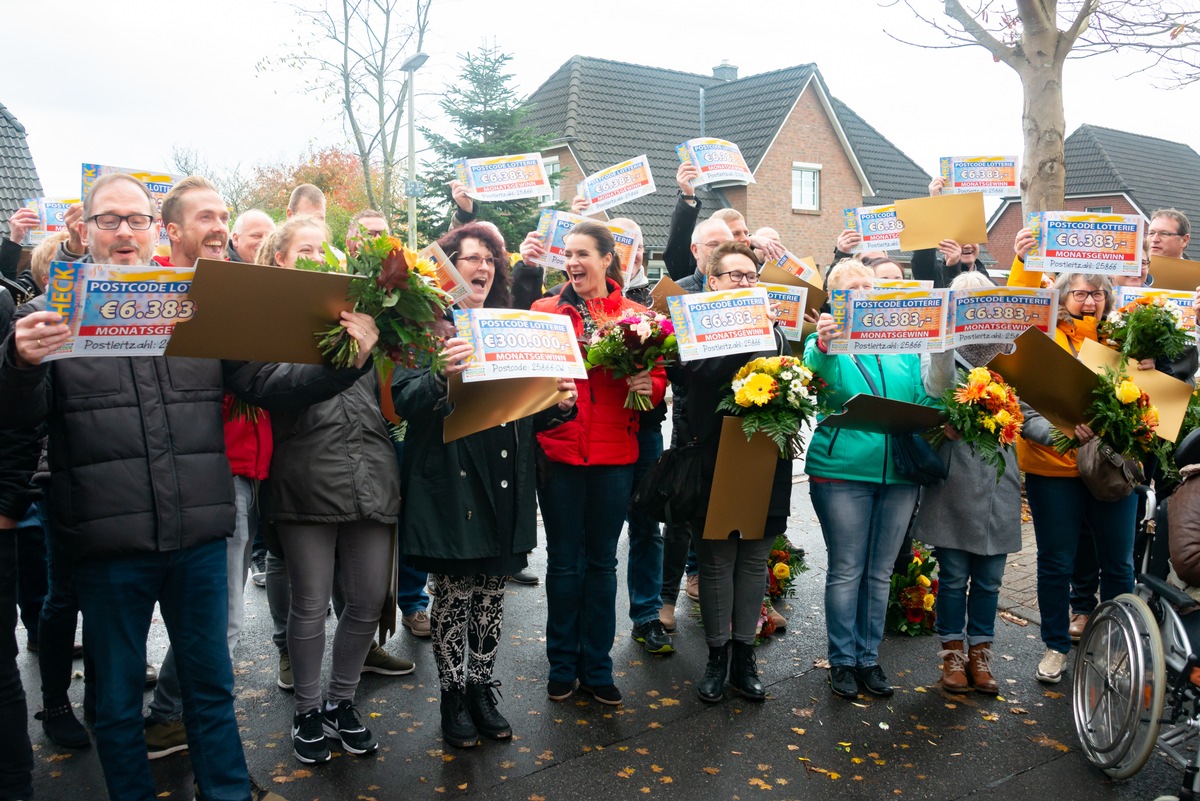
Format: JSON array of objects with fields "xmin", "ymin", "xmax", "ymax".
[
  {"xmin": 967, "ymin": 643, "xmax": 1000, "ymax": 695},
  {"xmin": 938, "ymin": 641, "xmax": 970, "ymax": 693}
]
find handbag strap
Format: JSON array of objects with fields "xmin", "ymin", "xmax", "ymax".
[{"xmin": 850, "ymin": 355, "xmax": 884, "ymax": 398}]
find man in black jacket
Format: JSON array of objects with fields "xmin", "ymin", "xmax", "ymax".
[{"xmin": 0, "ymin": 173, "xmax": 377, "ymax": 801}]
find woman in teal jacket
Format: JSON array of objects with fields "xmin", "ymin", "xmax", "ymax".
[{"xmin": 805, "ymin": 259, "xmax": 939, "ymax": 701}]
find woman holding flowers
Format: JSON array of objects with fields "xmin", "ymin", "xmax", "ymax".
[
  {"xmin": 255, "ymin": 220, "xmax": 403, "ymax": 764},
  {"xmin": 395, "ymin": 222, "xmax": 580, "ymax": 748},
  {"xmin": 914, "ymin": 271, "xmax": 1023, "ymax": 694},
  {"xmin": 531, "ymin": 221, "xmax": 667, "ymax": 706},
  {"xmin": 669, "ymin": 241, "xmax": 798, "ymax": 704},
  {"xmin": 1009, "ymin": 229, "xmax": 1136, "ymax": 684},
  {"xmin": 806, "ymin": 258, "xmax": 940, "ymax": 700}
]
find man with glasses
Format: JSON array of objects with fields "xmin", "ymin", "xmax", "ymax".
[
  {"xmin": 677, "ymin": 219, "xmax": 733, "ymax": 292},
  {"xmin": 0, "ymin": 172, "xmax": 373, "ymax": 801},
  {"xmin": 1147, "ymin": 209, "xmax": 1191, "ymax": 260}
]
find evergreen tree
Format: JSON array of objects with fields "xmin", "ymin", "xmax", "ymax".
[{"xmin": 418, "ymin": 46, "xmax": 559, "ymax": 249}]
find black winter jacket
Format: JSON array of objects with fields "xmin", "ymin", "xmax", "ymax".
[{"xmin": 0, "ymin": 295, "xmax": 370, "ymax": 559}]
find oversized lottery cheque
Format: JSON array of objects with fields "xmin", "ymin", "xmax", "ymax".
[
  {"xmin": 843, "ymin": 205, "xmax": 901, "ymax": 252},
  {"xmin": 939, "ymin": 156, "xmax": 1019, "ymax": 196},
  {"xmin": 577, "ymin": 155, "xmax": 656, "ymax": 213},
  {"xmin": 453, "ymin": 308, "xmax": 587, "ymax": 382},
  {"xmin": 21, "ymin": 197, "xmax": 80, "ymax": 246},
  {"xmin": 875, "ymin": 280, "xmax": 933, "ymax": 289},
  {"xmin": 1031, "ymin": 211, "xmax": 1143, "ymax": 277},
  {"xmin": 945, "ymin": 286, "xmax": 1058, "ymax": 347},
  {"xmin": 532, "ymin": 210, "xmax": 638, "ymax": 275},
  {"xmin": 828, "ymin": 289, "xmax": 949, "ymax": 354},
  {"xmin": 82, "ymin": 164, "xmax": 183, "ymax": 246},
  {"xmin": 43, "ymin": 261, "xmax": 195, "ymax": 360},
  {"xmin": 1116, "ymin": 286, "xmax": 1197, "ymax": 332},
  {"xmin": 418, "ymin": 242, "xmax": 471, "ymax": 305},
  {"xmin": 767, "ymin": 252, "xmax": 820, "ymax": 284},
  {"xmin": 761, "ymin": 284, "xmax": 808, "ymax": 342},
  {"xmin": 453, "ymin": 154, "xmax": 551, "ymax": 202},
  {"xmin": 676, "ymin": 138, "xmax": 755, "ymax": 187},
  {"xmin": 666, "ymin": 288, "xmax": 774, "ymax": 362}
]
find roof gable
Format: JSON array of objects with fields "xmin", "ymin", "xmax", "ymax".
[
  {"xmin": 0, "ymin": 103, "xmax": 42, "ymax": 239},
  {"xmin": 522, "ymin": 57, "xmax": 930, "ymax": 249}
]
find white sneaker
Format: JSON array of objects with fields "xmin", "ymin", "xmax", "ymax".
[{"xmin": 1035, "ymin": 648, "xmax": 1068, "ymax": 683}]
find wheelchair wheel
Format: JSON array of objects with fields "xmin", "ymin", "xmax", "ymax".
[{"xmin": 1073, "ymin": 593, "xmax": 1165, "ymax": 778}]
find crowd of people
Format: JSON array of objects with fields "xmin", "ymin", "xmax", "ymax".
[{"xmin": 0, "ymin": 160, "xmax": 1196, "ymax": 801}]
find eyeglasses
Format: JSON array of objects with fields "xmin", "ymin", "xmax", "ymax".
[
  {"xmin": 87, "ymin": 213, "xmax": 155, "ymax": 231},
  {"xmin": 455, "ymin": 254, "xmax": 496, "ymax": 267},
  {"xmin": 700, "ymin": 241, "xmax": 726, "ymax": 250},
  {"xmin": 1146, "ymin": 230, "xmax": 1183, "ymax": 239},
  {"xmin": 1068, "ymin": 289, "xmax": 1106, "ymax": 302},
  {"xmin": 713, "ymin": 270, "xmax": 759, "ymax": 285},
  {"xmin": 363, "ymin": 228, "xmax": 388, "ymax": 238}
]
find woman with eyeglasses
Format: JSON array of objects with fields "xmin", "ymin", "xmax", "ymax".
[
  {"xmin": 395, "ymin": 222, "xmax": 580, "ymax": 747},
  {"xmin": 667, "ymin": 241, "xmax": 794, "ymax": 703},
  {"xmin": 1009, "ymin": 229, "xmax": 1134, "ymax": 685},
  {"xmin": 531, "ymin": 220, "xmax": 667, "ymax": 707}
]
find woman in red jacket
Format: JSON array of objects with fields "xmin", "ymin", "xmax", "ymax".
[{"xmin": 532, "ymin": 221, "xmax": 666, "ymax": 706}]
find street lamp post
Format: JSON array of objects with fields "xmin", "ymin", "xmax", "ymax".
[{"xmin": 400, "ymin": 52, "xmax": 429, "ymax": 250}]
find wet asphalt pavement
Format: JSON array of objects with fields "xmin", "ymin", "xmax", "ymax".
[{"xmin": 16, "ymin": 483, "xmax": 1189, "ymax": 801}]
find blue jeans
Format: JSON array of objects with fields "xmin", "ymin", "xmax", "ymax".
[
  {"xmin": 539, "ymin": 463, "xmax": 633, "ymax": 687},
  {"xmin": 0, "ymin": 530, "xmax": 33, "ymax": 801},
  {"xmin": 15, "ymin": 502, "xmax": 46, "ymax": 643},
  {"xmin": 626, "ymin": 426, "xmax": 664, "ymax": 626},
  {"xmin": 393, "ymin": 438, "xmax": 429, "ymax": 615},
  {"xmin": 38, "ymin": 507, "xmax": 93, "ymax": 711},
  {"xmin": 76, "ymin": 539, "xmax": 250, "ymax": 801},
  {"xmin": 1025, "ymin": 474, "xmax": 1135, "ymax": 654},
  {"xmin": 149, "ymin": 478, "xmax": 254, "ymax": 723},
  {"xmin": 811, "ymin": 480, "xmax": 919, "ymax": 668},
  {"xmin": 933, "ymin": 548, "xmax": 1007, "ymax": 645}
]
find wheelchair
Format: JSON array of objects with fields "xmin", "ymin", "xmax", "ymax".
[{"xmin": 1073, "ymin": 430, "xmax": 1200, "ymax": 799}]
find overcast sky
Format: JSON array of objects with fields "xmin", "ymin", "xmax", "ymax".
[{"xmin": 6, "ymin": 0, "xmax": 1199, "ymax": 203}]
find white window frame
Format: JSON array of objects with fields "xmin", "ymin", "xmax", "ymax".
[
  {"xmin": 542, "ymin": 155, "xmax": 561, "ymax": 206},
  {"xmin": 1085, "ymin": 205, "xmax": 1113, "ymax": 214},
  {"xmin": 792, "ymin": 162, "xmax": 821, "ymax": 211}
]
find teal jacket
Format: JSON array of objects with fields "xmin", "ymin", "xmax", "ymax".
[{"xmin": 802, "ymin": 335, "xmax": 939, "ymax": 484}]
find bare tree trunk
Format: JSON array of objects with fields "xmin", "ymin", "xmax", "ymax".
[{"xmin": 1016, "ymin": 58, "xmax": 1068, "ymax": 214}]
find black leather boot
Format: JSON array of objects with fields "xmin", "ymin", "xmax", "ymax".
[
  {"xmin": 696, "ymin": 643, "xmax": 729, "ymax": 703},
  {"xmin": 440, "ymin": 689, "xmax": 480, "ymax": 748},
  {"xmin": 729, "ymin": 641, "xmax": 766, "ymax": 701},
  {"xmin": 465, "ymin": 680, "xmax": 512, "ymax": 739}
]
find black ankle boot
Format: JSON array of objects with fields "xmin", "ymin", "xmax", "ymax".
[
  {"xmin": 440, "ymin": 689, "xmax": 480, "ymax": 748},
  {"xmin": 729, "ymin": 641, "xmax": 766, "ymax": 701},
  {"xmin": 37, "ymin": 703, "xmax": 91, "ymax": 749},
  {"xmin": 696, "ymin": 643, "xmax": 729, "ymax": 703},
  {"xmin": 465, "ymin": 680, "xmax": 512, "ymax": 740}
]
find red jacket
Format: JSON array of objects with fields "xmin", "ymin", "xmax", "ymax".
[
  {"xmin": 532, "ymin": 281, "xmax": 667, "ymax": 466},
  {"xmin": 223, "ymin": 395, "xmax": 273, "ymax": 480}
]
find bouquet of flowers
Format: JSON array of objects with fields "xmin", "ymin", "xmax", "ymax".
[
  {"xmin": 765, "ymin": 534, "xmax": 807, "ymax": 601},
  {"xmin": 298, "ymin": 236, "xmax": 451, "ymax": 370},
  {"xmin": 927, "ymin": 366, "xmax": 1024, "ymax": 479},
  {"xmin": 1052, "ymin": 366, "xmax": 1164, "ymax": 462},
  {"xmin": 1100, "ymin": 294, "xmax": 1191, "ymax": 362},
  {"xmin": 885, "ymin": 542, "xmax": 938, "ymax": 636},
  {"xmin": 717, "ymin": 356, "xmax": 829, "ymax": 458},
  {"xmin": 583, "ymin": 310, "xmax": 678, "ymax": 410}
]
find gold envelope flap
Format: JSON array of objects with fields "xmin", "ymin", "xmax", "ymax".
[
  {"xmin": 703, "ymin": 417, "xmax": 778, "ymax": 541},
  {"xmin": 986, "ymin": 327, "xmax": 1096, "ymax": 434},
  {"xmin": 896, "ymin": 193, "xmax": 988, "ymax": 252},
  {"xmin": 165, "ymin": 259, "xmax": 356, "ymax": 364},
  {"xmin": 816, "ymin": 395, "xmax": 944, "ymax": 434},
  {"xmin": 443, "ymin": 373, "xmax": 567, "ymax": 443},
  {"xmin": 1078, "ymin": 339, "xmax": 1191, "ymax": 443},
  {"xmin": 650, "ymin": 276, "xmax": 687, "ymax": 315},
  {"xmin": 1148, "ymin": 255, "xmax": 1200, "ymax": 292}
]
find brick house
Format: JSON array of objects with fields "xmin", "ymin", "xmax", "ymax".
[
  {"xmin": 522, "ymin": 57, "xmax": 931, "ymax": 275},
  {"xmin": 986, "ymin": 124, "xmax": 1200, "ymax": 270}
]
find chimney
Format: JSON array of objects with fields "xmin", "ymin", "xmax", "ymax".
[{"xmin": 712, "ymin": 60, "xmax": 738, "ymax": 81}]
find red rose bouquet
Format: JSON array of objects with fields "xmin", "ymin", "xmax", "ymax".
[{"xmin": 583, "ymin": 310, "xmax": 678, "ymax": 410}]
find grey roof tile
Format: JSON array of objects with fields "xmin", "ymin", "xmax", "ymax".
[
  {"xmin": 522, "ymin": 57, "xmax": 930, "ymax": 251},
  {"xmin": 0, "ymin": 102, "xmax": 43, "ymax": 240}
]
